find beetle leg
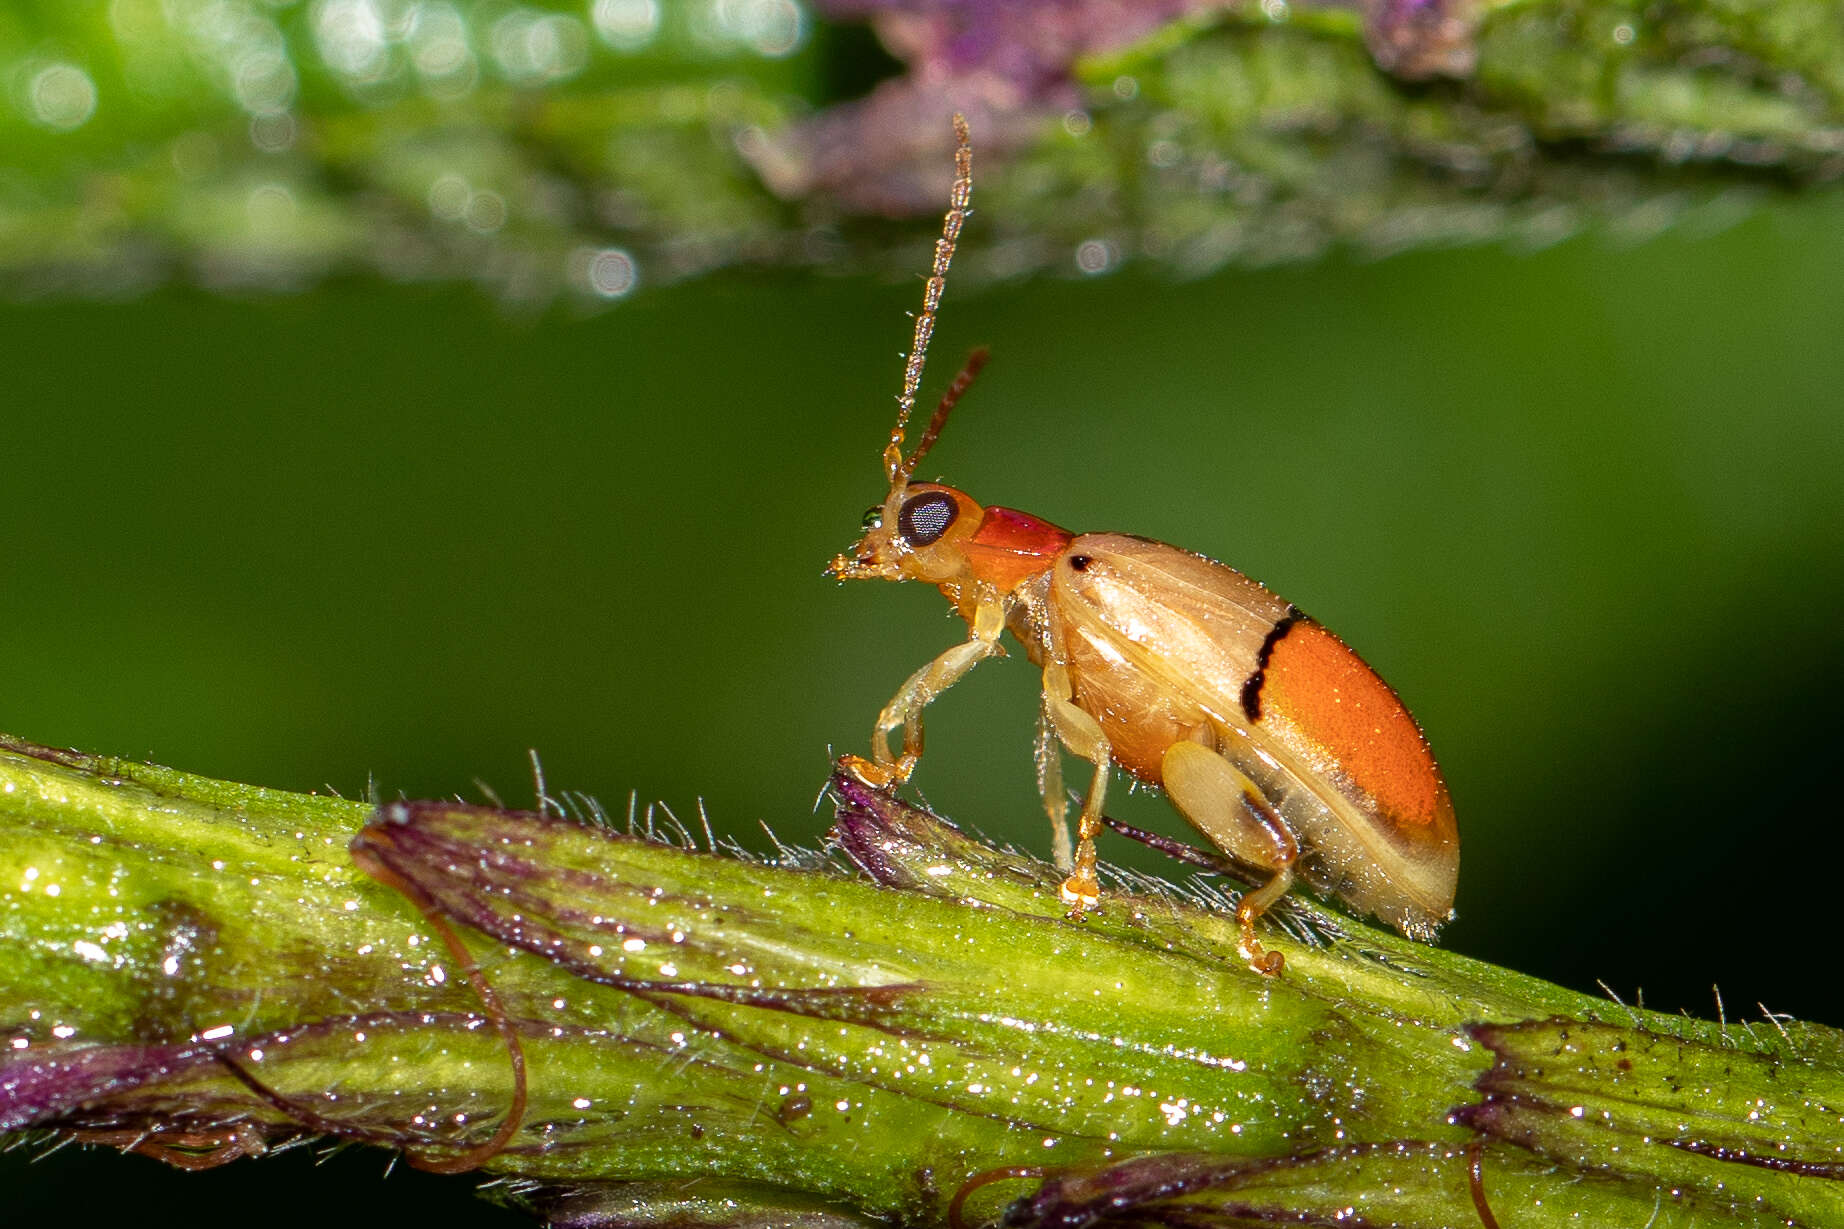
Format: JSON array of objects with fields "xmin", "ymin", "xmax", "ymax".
[
  {"xmin": 1033, "ymin": 699, "xmax": 1074, "ymax": 872},
  {"xmin": 845, "ymin": 588, "xmax": 1006, "ymax": 788},
  {"xmin": 1040, "ymin": 662, "xmax": 1113, "ymax": 911},
  {"xmin": 1160, "ymin": 740, "xmax": 1298, "ymax": 975}
]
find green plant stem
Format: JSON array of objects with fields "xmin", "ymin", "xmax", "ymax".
[{"xmin": 2, "ymin": 733, "xmax": 1841, "ymax": 1227}]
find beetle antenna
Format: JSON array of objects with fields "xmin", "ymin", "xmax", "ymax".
[
  {"xmin": 886, "ymin": 111, "xmax": 972, "ymax": 487},
  {"xmin": 905, "ymin": 346, "xmax": 989, "ymax": 475}
]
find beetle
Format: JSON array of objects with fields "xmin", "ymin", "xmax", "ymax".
[{"xmin": 828, "ymin": 116, "xmax": 1458, "ymax": 974}]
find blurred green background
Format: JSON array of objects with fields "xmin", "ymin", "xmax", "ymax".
[{"xmin": 8, "ymin": 0, "xmax": 1844, "ymax": 1225}]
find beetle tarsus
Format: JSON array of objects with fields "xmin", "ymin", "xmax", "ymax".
[
  {"xmin": 839, "ymin": 753, "xmax": 905, "ymax": 789},
  {"xmin": 1058, "ymin": 836, "xmax": 1102, "ymax": 912},
  {"xmin": 1239, "ymin": 935, "xmax": 1286, "ymax": 977},
  {"xmin": 1059, "ymin": 878, "xmax": 1100, "ymax": 913},
  {"xmin": 1231, "ymin": 864, "xmax": 1296, "ymax": 977}
]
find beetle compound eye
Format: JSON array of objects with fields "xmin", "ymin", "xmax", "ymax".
[
  {"xmin": 898, "ymin": 492, "xmax": 958, "ymax": 546},
  {"xmin": 861, "ymin": 506, "xmax": 884, "ymax": 531}
]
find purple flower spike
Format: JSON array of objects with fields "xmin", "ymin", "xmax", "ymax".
[
  {"xmin": 1361, "ymin": 0, "xmax": 1479, "ymax": 79},
  {"xmin": 758, "ymin": 0, "xmax": 1225, "ymax": 211}
]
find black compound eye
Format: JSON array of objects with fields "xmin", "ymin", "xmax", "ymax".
[
  {"xmin": 898, "ymin": 492, "xmax": 958, "ymax": 546},
  {"xmin": 861, "ymin": 505, "xmax": 883, "ymax": 531}
]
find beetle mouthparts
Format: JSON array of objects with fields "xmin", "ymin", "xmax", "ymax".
[{"xmin": 828, "ymin": 550, "xmax": 900, "ymax": 582}]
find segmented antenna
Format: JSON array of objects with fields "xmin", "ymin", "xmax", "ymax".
[
  {"xmin": 885, "ymin": 112, "xmax": 972, "ymax": 486},
  {"xmin": 906, "ymin": 346, "xmax": 988, "ymax": 475}
]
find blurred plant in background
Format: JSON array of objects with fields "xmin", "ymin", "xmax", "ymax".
[
  {"xmin": 6, "ymin": 0, "xmax": 1844, "ymax": 303},
  {"xmin": 2, "ymin": 0, "xmax": 811, "ymax": 300}
]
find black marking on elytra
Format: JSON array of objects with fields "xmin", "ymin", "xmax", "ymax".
[{"xmin": 1240, "ymin": 607, "xmax": 1303, "ymax": 722}]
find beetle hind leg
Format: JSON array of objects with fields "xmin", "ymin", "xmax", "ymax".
[
  {"xmin": 1231, "ymin": 865, "xmax": 1295, "ymax": 976},
  {"xmin": 1160, "ymin": 740, "xmax": 1298, "ymax": 976}
]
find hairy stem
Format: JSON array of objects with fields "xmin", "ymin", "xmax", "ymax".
[{"xmin": 2, "ymin": 734, "xmax": 1840, "ymax": 1227}]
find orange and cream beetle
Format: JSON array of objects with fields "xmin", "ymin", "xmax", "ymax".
[{"xmin": 829, "ymin": 116, "xmax": 1458, "ymax": 974}]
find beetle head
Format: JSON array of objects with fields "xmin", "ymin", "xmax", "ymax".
[
  {"xmin": 829, "ymin": 482, "xmax": 988, "ymax": 585},
  {"xmin": 829, "ymin": 114, "xmax": 983, "ymax": 587}
]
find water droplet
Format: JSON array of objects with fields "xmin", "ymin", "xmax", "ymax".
[
  {"xmin": 249, "ymin": 112, "xmax": 297, "ymax": 152},
  {"xmin": 233, "ymin": 51, "xmax": 296, "ymax": 116},
  {"xmin": 489, "ymin": 9, "xmax": 589, "ymax": 86},
  {"xmin": 27, "ymin": 62, "xmax": 98, "ymax": 130},
  {"xmin": 408, "ymin": 3, "xmax": 477, "ymax": 95},
  {"xmin": 1074, "ymin": 239, "xmax": 1119, "ymax": 275},
  {"xmin": 593, "ymin": 0, "xmax": 661, "ymax": 50},
  {"xmin": 313, "ymin": 0, "xmax": 393, "ymax": 84},
  {"xmin": 429, "ymin": 173, "xmax": 470, "ymax": 220},
  {"xmin": 464, "ymin": 190, "xmax": 507, "ymax": 233},
  {"xmin": 572, "ymin": 246, "xmax": 638, "ymax": 298},
  {"xmin": 699, "ymin": 0, "xmax": 805, "ymax": 58}
]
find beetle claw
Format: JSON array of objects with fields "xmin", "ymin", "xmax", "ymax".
[{"xmin": 1237, "ymin": 933, "xmax": 1286, "ymax": 977}]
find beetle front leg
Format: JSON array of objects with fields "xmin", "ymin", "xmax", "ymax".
[
  {"xmin": 844, "ymin": 588, "xmax": 1006, "ymax": 789},
  {"xmin": 1040, "ymin": 661, "xmax": 1113, "ymax": 912},
  {"xmin": 865, "ymin": 638, "xmax": 998, "ymax": 780}
]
